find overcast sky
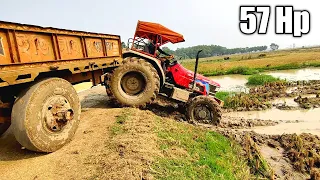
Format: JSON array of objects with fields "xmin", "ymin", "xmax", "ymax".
[{"xmin": 0, "ymin": 0, "xmax": 318, "ymax": 50}]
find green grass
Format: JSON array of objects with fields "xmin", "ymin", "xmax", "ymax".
[
  {"xmin": 111, "ymin": 110, "xmax": 131, "ymax": 135},
  {"xmin": 152, "ymin": 118, "xmax": 251, "ymax": 180},
  {"xmin": 247, "ymin": 74, "xmax": 283, "ymax": 86}
]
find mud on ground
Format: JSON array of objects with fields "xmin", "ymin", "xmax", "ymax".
[
  {"xmin": 294, "ymin": 95, "xmax": 320, "ymax": 109},
  {"xmin": 147, "ymin": 96, "xmax": 279, "ymax": 129},
  {"xmin": 1, "ymin": 85, "xmax": 319, "ymax": 180},
  {"xmin": 200, "ymin": 126, "xmax": 320, "ymax": 179},
  {"xmin": 147, "ymin": 95, "xmax": 320, "ymax": 179},
  {"xmin": 225, "ymin": 80, "xmax": 320, "ymax": 111}
]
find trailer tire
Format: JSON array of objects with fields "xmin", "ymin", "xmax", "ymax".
[
  {"xmin": 0, "ymin": 122, "xmax": 10, "ymax": 136},
  {"xmin": 186, "ymin": 96, "xmax": 222, "ymax": 125},
  {"xmin": 107, "ymin": 57, "xmax": 160, "ymax": 107},
  {"xmin": 11, "ymin": 78, "xmax": 80, "ymax": 152}
]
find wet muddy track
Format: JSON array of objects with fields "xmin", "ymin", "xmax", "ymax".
[{"xmin": 0, "ymin": 82, "xmax": 319, "ymax": 179}]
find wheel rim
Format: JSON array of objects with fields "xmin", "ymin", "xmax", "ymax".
[
  {"xmin": 120, "ymin": 72, "xmax": 146, "ymax": 96},
  {"xmin": 42, "ymin": 95, "xmax": 74, "ymax": 132},
  {"xmin": 193, "ymin": 104, "xmax": 213, "ymax": 124}
]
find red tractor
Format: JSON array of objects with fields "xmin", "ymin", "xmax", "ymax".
[{"xmin": 106, "ymin": 21, "xmax": 223, "ymax": 124}]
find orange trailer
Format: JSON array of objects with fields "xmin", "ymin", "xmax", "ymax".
[{"xmin": 0, "ymin": 21, "xmax": 122, "ymax": 152}]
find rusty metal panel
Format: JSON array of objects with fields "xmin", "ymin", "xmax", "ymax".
[
  {"xmin": 105, "ymin": 39, "xmax": 120, "ymax": 57},
  {"xmin": 0, "ymin": 21, "xmax": 120, "ymax": 40},
  {"xmin": 0, "ymin": 21, "xmax": 123, "ymax": 88},
  {"xmin": 171, "ymin": 87, "xmax": 190, "ymax": 102},
  {"xmin": 57, "ymin": 35, "xmax": 84, "ymax": 59},
  {"xmin": 16, "ymin": 31, "xmax": 55, "ymax": 63},
  {"xmin": 0, "ymin": 31, "xmax": 12, "ymax": 64},
  {"xmin": 85, "ymin": 37, "xmax": 104, "ymax": 58}
]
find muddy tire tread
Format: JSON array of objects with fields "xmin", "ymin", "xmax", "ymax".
[
  {"xmin": 107, "ymin": 57, "xmax": 160, "ymax": 107},
  {"xmin": 186, "ymin": 95, "xmax": 222, "ymax": 125}
]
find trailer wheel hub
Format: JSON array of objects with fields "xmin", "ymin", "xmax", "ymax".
[{"xmin": 43, "ymin": 96, "xmax": 74, "ymax": 132}]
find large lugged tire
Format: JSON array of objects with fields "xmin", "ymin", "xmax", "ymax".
[
  {"xmin": 186, "ymin": 96, "xmax": 222, "ymax": 125},
  {"xmin": 107, "ymin": 57, "xmax": 160, "ymax": 107},
  {"xmin": 11, "ymin": 78, "xmax": 80, "ymax": 152}
]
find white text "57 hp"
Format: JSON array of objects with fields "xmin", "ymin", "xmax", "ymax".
[{"xmin": 239, "ymin": 6, "xmax": 310, "ymax": 37}]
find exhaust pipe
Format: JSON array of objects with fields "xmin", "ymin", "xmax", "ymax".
[{"xmin": 192, "ymin": 50, "xmax": 203, "ymax": 90}]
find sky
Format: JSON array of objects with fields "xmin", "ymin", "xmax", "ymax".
[{"xmin": 0, "ymin": 0, "xmax": 318, "ymax": 50}]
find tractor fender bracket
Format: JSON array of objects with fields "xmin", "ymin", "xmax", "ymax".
[{"xmin": 171, "ymin": 87, "xmax": 190, "ymax": 103}]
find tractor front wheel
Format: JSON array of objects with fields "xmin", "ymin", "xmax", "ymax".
[{"xmin": 186, "ymin": 96, "xmax": 222, "ymax": 125}]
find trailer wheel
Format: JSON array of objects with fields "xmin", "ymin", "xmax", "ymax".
[
  {"xmin": 11, "ymin": 78, "xmax": 80, "ymax": 152},
  {"xmin": 186, "ymin": 96, "xmax": 222, "ymax": 125},
  {"xmin": 107, "ymin": 57, "xmax": 160, "ymax": 107},
  {"xmin": 0, "ymin": 122, "xmax": 10, "ymax": 136}
]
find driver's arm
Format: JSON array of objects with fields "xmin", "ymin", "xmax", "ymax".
[{"xmin": 158, "ymin": 48, "xmax": 171, "ymax": 56}]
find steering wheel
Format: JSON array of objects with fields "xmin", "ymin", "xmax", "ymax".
[{"xmin": 157, "ymin": 55, "xmax": 174, "ymax": 61}]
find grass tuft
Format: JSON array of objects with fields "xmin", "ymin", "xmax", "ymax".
[
  {"xmin": 111, "ymin": 110, "xmax": 131, "ymax": 135},
  {"xmin": 247, "ymin": 74, "xmax": 283, "ymax": 86}
]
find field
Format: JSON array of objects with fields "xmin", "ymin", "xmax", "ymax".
[{"xmin": 181, "ymin": 47, "xmax": 320, "ymax": 76}]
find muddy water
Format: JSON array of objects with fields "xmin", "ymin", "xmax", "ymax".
[
  {"xmin": 210, "ymin": 74, "xmax": 249, "ymax": 92},
  {"xmin": 211, "ymin": 68, "xmax": 320, "ymax": 135},
  {"xmin": 266, "ymin": 68, "xmax": 320, "ymax": 81},
  {"xmin": 271, "ymin": 94, "xmax": 316, "ymax": 107},
  {"xmin": 227, "ymin": 108, "xmax": 320, "ymax": 122},
  {"xmin": 228, "ymin": 108, "xmax": 320, "ymax": 135},
  {"xmin": 211, "ymin": 68, "xmax": 320, "ymax": 92}
]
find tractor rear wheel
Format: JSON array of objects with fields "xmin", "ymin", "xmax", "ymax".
[
  {"xmin": 186, "ymin": 96, "xmax": 222, "ymax": 125},
  {"xmin": 107, "ymin": 57, "xmax": 160, "ymax": 107},
  {"xmin": 11, "ymin": 78, "xmax": 80, "ymax": 152}
]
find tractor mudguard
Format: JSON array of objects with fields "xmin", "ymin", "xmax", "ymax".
[
  {"xmin": 214, "ymin": 97, "xmax": 224, "ymax": 107},
  {"xmin": 122, "ymin": 50, "xmax": 165, "ymax": 86}
]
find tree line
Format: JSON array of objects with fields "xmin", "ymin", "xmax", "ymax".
[
  {"xmin": 121, "ymin": 42, "xmax": 278, "ymax": 59},
  {"xmin": 161, "ymin": 45, "xmax": 268, "ymax": 59}
]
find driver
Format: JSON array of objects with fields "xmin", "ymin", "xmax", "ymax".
[{"xmin": 146, "ymin": 40, "xmax": 172, "ymax": 58}]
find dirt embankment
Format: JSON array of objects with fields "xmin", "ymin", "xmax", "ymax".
[{"xmin": 0, "ymin": 87, "xmax": 129, "ymax": 180}]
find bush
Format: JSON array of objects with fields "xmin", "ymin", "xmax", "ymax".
[{"xmin": 247, "ymin": 74, "xmax": 282, "ymax": 86}]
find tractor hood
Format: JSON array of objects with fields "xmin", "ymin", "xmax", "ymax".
[{"xmin": 171, "ymin": 63, "xmax": 221, "ymax": 88}]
